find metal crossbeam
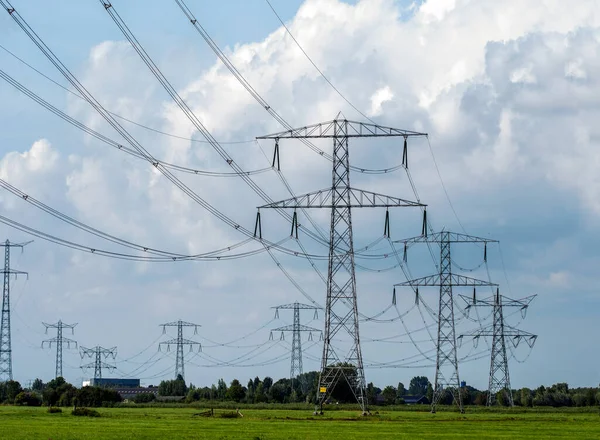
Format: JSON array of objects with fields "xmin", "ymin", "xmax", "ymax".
[
  {"xmin": 259, "ymin": 187, "xmax": 424, "ymax": 209},
  {"xmin": 396, "ymin": 231, "xmax": 497, "ymax": 244},
  {"xmin": 395, "ymin": 274, "xmax": 497, "ymax": 287},
  {"xmin": 257, "ymin": 119, "xmax": 427, "ymax": 139}
]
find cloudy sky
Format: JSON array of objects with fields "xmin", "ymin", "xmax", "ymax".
[{"xmin": 1, "ymin": 0, "xmax": 599, "ymax": 392}]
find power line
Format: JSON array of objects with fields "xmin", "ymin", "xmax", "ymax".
[{"xmin": 0, "ymin": 43, "xmax": 256, "ymax": 145}]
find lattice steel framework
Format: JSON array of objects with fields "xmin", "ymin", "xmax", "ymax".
[
  {"xmin": 459, "ymin": 289, "xmax": 537, "ymax": 406},
  {"xmin": 159, "ymin": 320, "xmax": 201, "ymax": 380},
  {"xmin": 258, "ymin": 118, "xmax": 427, "ymax": 414},
  {"xmin": 394, "ymin": 231, "xmax": 497, "ymax": 413},
  {"xmin": 80, "ymin": 346, "xmax": 117, "ymax": 380},
  {"xmin": 0, "ymin": 240, "xmax": 30, "ymax": 382},
  {"xmin": 42, "ymin": 320, "xmax": 77, "ymax": 378},
  {"xmin": 271, "ymin": 302, "xmax": 321, "ymax": 391}
]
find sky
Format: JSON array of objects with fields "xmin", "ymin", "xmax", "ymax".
[{"xmin": 0, "ymin": 0, "xmax": 599, "ymax": 392}]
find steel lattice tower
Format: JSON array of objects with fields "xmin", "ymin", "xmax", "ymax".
[
  {"xmin": 0, "ymin": 240, "xmax": 30, "ymax": 382},
  {"xmin": 394, "ymin": 231, "xmax": 497, "ymax": 413},
  {"xmin": 271, "ymin": 302, "xmax": 321, "ymax": 390},
  {"xmin": 460, "ymin": 289, "xmax": 537, "ymax": 406},
  {"xmin": 159, "ymin": 320, "xmax": 201, "ymax": 380},
  {"xmin": 42, "ymin": 320, "xmax": 77, "ymax": 378},
  {"xmin": 257, "ymin": 118, "xmax": 427, "ymax": 414},
  {"xmin": 80, "ymin": 346, "xmax": 117, "ymax": 381}
]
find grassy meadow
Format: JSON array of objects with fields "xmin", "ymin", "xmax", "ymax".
[{"xmin": 0, "ymin": 406, "xmax": 599, "ymax": 439}]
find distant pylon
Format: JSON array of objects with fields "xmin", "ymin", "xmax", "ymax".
[
  {"xmin": 459, "ymin": 288, "xmax": 537, "ymax": 406},
  {"xmin": 42, "ymin": 320, "xmax": 77, "ymax": 378},
  {"xmin": 394, "ymin": 231, "xmax": 497, "ymax": 413},
  {"xmin": 271, "ymin": 302, "xmax": 321, "ymax": 391},
  {"xmin": 80, "ymin": 346, "xmax": 117, "ymax": 380},
  {"xmin": 159, "ymin": 320, "xmax": 201, "ymax": 380},
  {"xmin": 0, "ymin": 239, "xmax": 31, "ymax": 382}
]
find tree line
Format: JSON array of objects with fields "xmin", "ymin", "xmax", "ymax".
[
  {"xmin": 2, "ymin": 374, "xmax": 599, "ymax": 408},
  {"xmin": 158, "ymin": 373, "xmax": 600, "ymax": 408}
]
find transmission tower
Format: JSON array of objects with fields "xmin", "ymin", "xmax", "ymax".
[
  {"xmin": 0, "ymin": 239, "xmax": 31, "ymax": 382},
  {"xmin": 271, "ymin": 302, "xmax": 321, "ymax": 391},
  {"xmin": 80, "ymin": 346, "xmax": 117, "ymax": 381},
  {"xmin": 42, "ymin": 320, "xmax": 77, "ymax": 379},
  {"xmin": 159, "ymin": 320, "xmax": 201, "ymax": 380},
  {"xmin": 257, "ymin": 118, "xmax": 427, "ymax": 414},
  {"xmin": 394, "ymin": 231, "xmax": 497, "ymax": 413},
  {"xmin": 459, "ymin": 288, "xmax": 537, "ymax": 406}
]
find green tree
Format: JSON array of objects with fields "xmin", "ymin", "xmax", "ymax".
[
  {"xmin": 382, "ymin": 386, "xmax": 397, "ymax": 405},
  {"xmin": 408, "ymin": 376, "xmax": 430, "ymax": 396},
  {"xmin": 397, "ymin": 382, "xmax": 406, "ymax": 397},
  {"xmin": 226, "ymin": 379, "xmax": 246, "ymax": 402},
  {"xmin": 216, "ymin": 378, "xmax": 227, "ymax": 400},
  {"xmin": 31, "ymin": 378, "xmax": 45, "ymax": 392}
]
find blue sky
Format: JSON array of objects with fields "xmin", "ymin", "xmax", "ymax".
[{"xmin": 1, "ymin": 0, "xmax": 599, "ymax": 392}]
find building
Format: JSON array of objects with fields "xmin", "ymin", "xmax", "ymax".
[
  {"xmin": 82, "ymin": 378, "xmax": 141, "ymax": 388},
  {"xmin": 114, "ymin": 387, "xmax": 159, "ymax": 400}
]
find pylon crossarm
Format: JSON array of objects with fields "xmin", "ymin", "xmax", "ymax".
[
  {"xmin": 395, "ymin": 274, "xmax": 498, "ymax": 287},
  {"xmin": 459, "ymin": 294, "xmax": 536, "ymax": 308},
  {"xmin": 394, "ymin": 231, "xmax": 498, "ymax": 245},
  {"xmin": 272, "ymin": 324, "xmax": 321, "ymax": 332},
  {"xmin": 160, "ymin": 338, "xmax": 201, "ymax": 345},
  {"xmin": 272, "ymin": 303, "xmax": 321, "ymax": 310},
  {"xmin": 256, "ymin": 119, "xmax": 427, "ymax": 139},
  {"xmin": 160, "ymin": 321, "xmax": 200, "ymax": 328},
  {"xmin": 259, "ymin": 187, "xmax": 424, "ymax": 209}
]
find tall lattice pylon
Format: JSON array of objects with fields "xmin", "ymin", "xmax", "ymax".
[
  {"xmin": 0, "ymin": 239, "xmax": 30, "ymax": 382},
  {"xmin": 257, "ymin": 118, "xmax": 427, "ymax": 414},
  {"xmin": 80, "ymin": 346, "xmax": 117, "ymax": 381},
  {"xmin": 459, "ymin": 289, "xmax": 537, "ymax": 406},
  {"xmin": 159, "ymin": 320, "xmax": 201, "ymax": 380},
  {"xmin": 271, "ymin": 302, "xmax": 321, "ymax": 391},
  {"xmin": 394, "ymin": 231, "xmax": 497, "ymax": 413},
  {"xmin": 42, "ymin": 320, "xmax": 77, "ymax": 378}
]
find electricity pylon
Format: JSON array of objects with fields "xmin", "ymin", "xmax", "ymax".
[
  {"xmin": 0, "ymin": 239, "xmax": 31, "ymax": 382},
  {"xmin": 80, "ymin": 346, "xmax": 117, "ymax": 381},
  {"xmin": 394, "ymin": 231, "xmax": 497, "ymax": 413},
  {"xmin": 271, "ymin": 302, "xmax": 321, "ymax": 391},
  {"xmin": 42, "ymin": 320, "xmax": 77, "ymax": 378},
  {"xmin": 159, "ymin": 320, "xmax": 201, "ymax": 380},
  {"xmin": 257, "ymin": 117, "xmax": 427, "ymax": 414},
  {"xmin": 459, "ymin": 288, "xmax": 537, "ymax": 406}
]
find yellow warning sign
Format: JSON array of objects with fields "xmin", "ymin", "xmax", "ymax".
[{"xmin": 319, "ymin": 387, "xmax": 327, "ymax": 393}]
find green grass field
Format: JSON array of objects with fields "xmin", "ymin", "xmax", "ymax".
[{"xmin": 0, "ymin": 406, "xmax": 599, "ymax": 439}]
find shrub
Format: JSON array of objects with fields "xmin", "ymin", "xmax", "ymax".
[
  {"xmin": 72, "ymin": 407, "xmax": 100, "ymax": 417},
  {"xmin": 219, "ymin": 411, "xmax": 241, "ymax": 418},
  {"xmin": 133, "ymin": 393, "xmax": 156, "ymax": 404},
  {"xmin": 47, "ymin": 407, "xmax": 62, "ymax": 414},
  {"xmin": 14, "ymin": 391, "xmax": 42, "ymax": 407}
]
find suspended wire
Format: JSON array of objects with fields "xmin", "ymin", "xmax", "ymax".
[
  {"xmin": 0, "ymin": 43, "xmax": 255, "ymax": 145},
  {"xmin": 0, "ymin": 177, "xmax": 265, "ymax": 259},
  {"xmin": 0, "ymin": 69, "xmax": 270, "ymax": 177},
  {"xmin": 199, "ymin": 318, "xmax": 277, "ymax": 348},
  {"xmin": 0, "ymin": 213, "xmax": 295, "ymax": 262},
  {"xmin": 98, "ymin": 1, "xmax": 333, "ymax": 250},
  {"xmin": 173, "ymin": 0, "xmax": 408, "ymax": 175},
  {"xmin": 0, "ymin": 1, "xmax": 337, "ymax": 265},
  {"xmin": 426, "ymin": 136, "xmax": 466, "ymax": 233},
  {"xmin": 264, "ymin": 0, "xmax": 374, "ymax": 124}
]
